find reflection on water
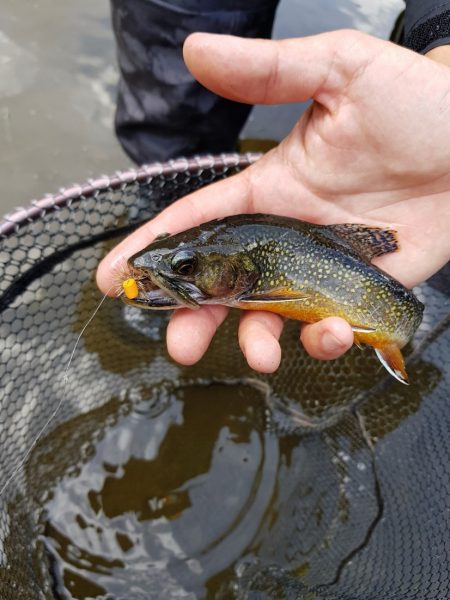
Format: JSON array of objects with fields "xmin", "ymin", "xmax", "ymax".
[
  {"xmin": 36, "ymin": 353, "xmax": 440, "ymax": 599},
  {"xmin": 40, "ymin": 383, "xmax": 278, "ymax": 599},
  {"xmin": 38, "ymin": 380, "xmax": 381, "ymax": 600}
]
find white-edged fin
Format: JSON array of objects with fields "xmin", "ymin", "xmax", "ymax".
[
  {"xmin": 375, "ymin": 348, "xmax": 409, "ymax": 385},
  {"xmin": 154, "ymin": 232, "xmax": 170, "ymax": 242},
  {"xmin": 351, "ymin": 325, "xmax": 376, "ymax": 333},
  {"xmin": 238, "ymin": 294, "xmax": 308, "ymax": 303},
  {"xmin": 240, "ymin": 298, "xmax": 308, "ymax": 304}
]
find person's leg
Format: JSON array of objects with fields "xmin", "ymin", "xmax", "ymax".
[{"xmin": 110, "ymin": 0, "xmax": 279, "ymax": 164}]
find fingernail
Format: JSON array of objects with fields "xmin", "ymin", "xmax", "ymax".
[{"xmin": 322, "ymin": 332, "xmax": 345, "ymax": 353}]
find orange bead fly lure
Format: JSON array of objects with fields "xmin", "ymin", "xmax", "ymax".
[
  {"xmin": 122, "ymin": 277, "xmax": 139, "ymax": 299},
  {"xmin": 108, "ymin": 257, "xmax": 148, "ymax": 300}
]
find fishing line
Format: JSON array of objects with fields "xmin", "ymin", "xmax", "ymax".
[{"xmin": 0, "ymin": 285, "xmax": 116, "ymax": 498}]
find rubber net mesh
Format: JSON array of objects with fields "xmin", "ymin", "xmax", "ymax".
[{"xmin": 0, "ymin": 155, "xmax": 449, "ymax": 600}]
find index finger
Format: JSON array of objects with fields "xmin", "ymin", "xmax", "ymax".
[{"xmin": 96, "ymin": 167, "xmax": 253, "ymax": 293}]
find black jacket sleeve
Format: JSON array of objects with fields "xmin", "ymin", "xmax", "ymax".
[{"xmin": 404, "ymin": 0, "xmax": 450, "ymax": 53}]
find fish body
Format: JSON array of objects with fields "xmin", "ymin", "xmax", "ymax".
[{"xmin": 125, "ymin": 214, "xmax": 424, "ymax": 384}]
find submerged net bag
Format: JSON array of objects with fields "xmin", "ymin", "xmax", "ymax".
[{"xmin": 0, "ymin": 154, "xmax": 449, "ymax": 600}]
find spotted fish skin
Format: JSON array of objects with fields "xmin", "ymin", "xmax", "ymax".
[{"xmin": 127, "ymin": 214, "xmax": 424, "ymax": 383}]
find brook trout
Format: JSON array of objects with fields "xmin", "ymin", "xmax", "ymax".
[{"xmin": 123, "ymin": 214, "xmax": 424, "ymax": 384}]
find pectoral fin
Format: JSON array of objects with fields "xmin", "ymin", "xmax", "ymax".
[
  {"xmin": 351, "ymin": 325, "xmax": 376, "ymax": 333},
  {"xmin": 374, "ymin": 344, "xmax": 409, "ymax": 385},
  {"xmin": 238, "ymin": 288, "xmax": 308, "ymax": 303},
  {"xmin": 154, "ymin": 232, "xmax": 171, "ymax": 242}
]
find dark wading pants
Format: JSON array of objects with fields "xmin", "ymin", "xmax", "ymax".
[{"xmin": 110, "ymin": 0, "xmax": 280, "ymax": 164}]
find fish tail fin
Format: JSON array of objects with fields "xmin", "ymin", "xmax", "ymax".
[{"xmin": 374, "ymin": 343, "xmax": 409, "ymax": 385}]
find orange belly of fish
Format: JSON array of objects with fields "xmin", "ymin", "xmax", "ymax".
[{"xmin": 234, "ymin": 299, "xmax": 408, "ymax": 382}]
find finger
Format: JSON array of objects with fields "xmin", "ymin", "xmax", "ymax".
[
  {"xmin": 166, "ymin": 305, "xmax": 228, "ymax": 365},
  {"xmin": 238, "ymin": 311, "xmax": 284, "ymax": 373},
  {"xmin": 300, "ymin": 317, "xmax": 354, "ymax": 360},
  {"xmin": 183, "ymin": 30, "xmax": 380, "ymax": 108},
  {"xmin": 96, "ymin": 170, "xmax": 253, "ymax": 294}
]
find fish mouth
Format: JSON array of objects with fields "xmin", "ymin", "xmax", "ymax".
[
  {"xmin": 123, "ymin": 288, "xmax": 182, "ymax": 310},
  {"xmin": 123, "ymin": 270, "xmax": 205, "ymax": 310}
]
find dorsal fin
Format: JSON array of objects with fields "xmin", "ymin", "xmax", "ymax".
[{"xmin": 323, "ymin": 223, "xmax": 399, "ymax": 262}]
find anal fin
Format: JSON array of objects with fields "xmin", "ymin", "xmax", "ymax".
[
  {"xmin": 374, "ymin": 344, "xmax": 409, "ymax": 385},
  {"xmin": 351, "ymin": 324, "xmax": 377, "ymax": 348}
]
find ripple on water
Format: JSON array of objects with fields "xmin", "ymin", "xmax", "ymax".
[{"xmin": 40, "ymin": 382, "xmax": 279, "ymax": 599}]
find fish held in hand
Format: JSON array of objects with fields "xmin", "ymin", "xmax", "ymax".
[{"xmin": 123, "ymin": 215, "xmax": 424, "ymax": 384}]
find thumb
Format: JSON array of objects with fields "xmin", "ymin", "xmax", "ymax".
[{"xmin": 183, "ymin": 30, "xmax": 383, "ymax": 109}]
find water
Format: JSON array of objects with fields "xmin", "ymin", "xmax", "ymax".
[
  {"xmin": 0, "ymin": 0, "xmax": 403, "ymax": 215},
  {"xmin": 39, "ymin": 382, "xmax": 279, "ymax": 599},
  {"xmin": 35, "ymin": 374, "xmax": 384, "ymax": 599}
]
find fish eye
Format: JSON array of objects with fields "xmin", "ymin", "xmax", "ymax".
[{"xmin": 171, "ymin": 250, "xmax": 198, "ymax": 276}]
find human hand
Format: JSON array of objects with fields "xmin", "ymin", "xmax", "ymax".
[
  {"xmin": 427, "ymin": 45, "xmax": 450, "ymax": 67},
  {"xmin": 97, "ymin": 30, "xmax": 450, "ymax": 373}
]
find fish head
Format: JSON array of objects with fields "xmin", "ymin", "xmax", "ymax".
[{"xmin": 126, "ymin": 233, "xmax": 260, "ymax": 309}]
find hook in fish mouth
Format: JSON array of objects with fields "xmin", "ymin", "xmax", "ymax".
[{"xmin": 123, "ymin": 289, "xmax": 180, "ymax": 310}]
